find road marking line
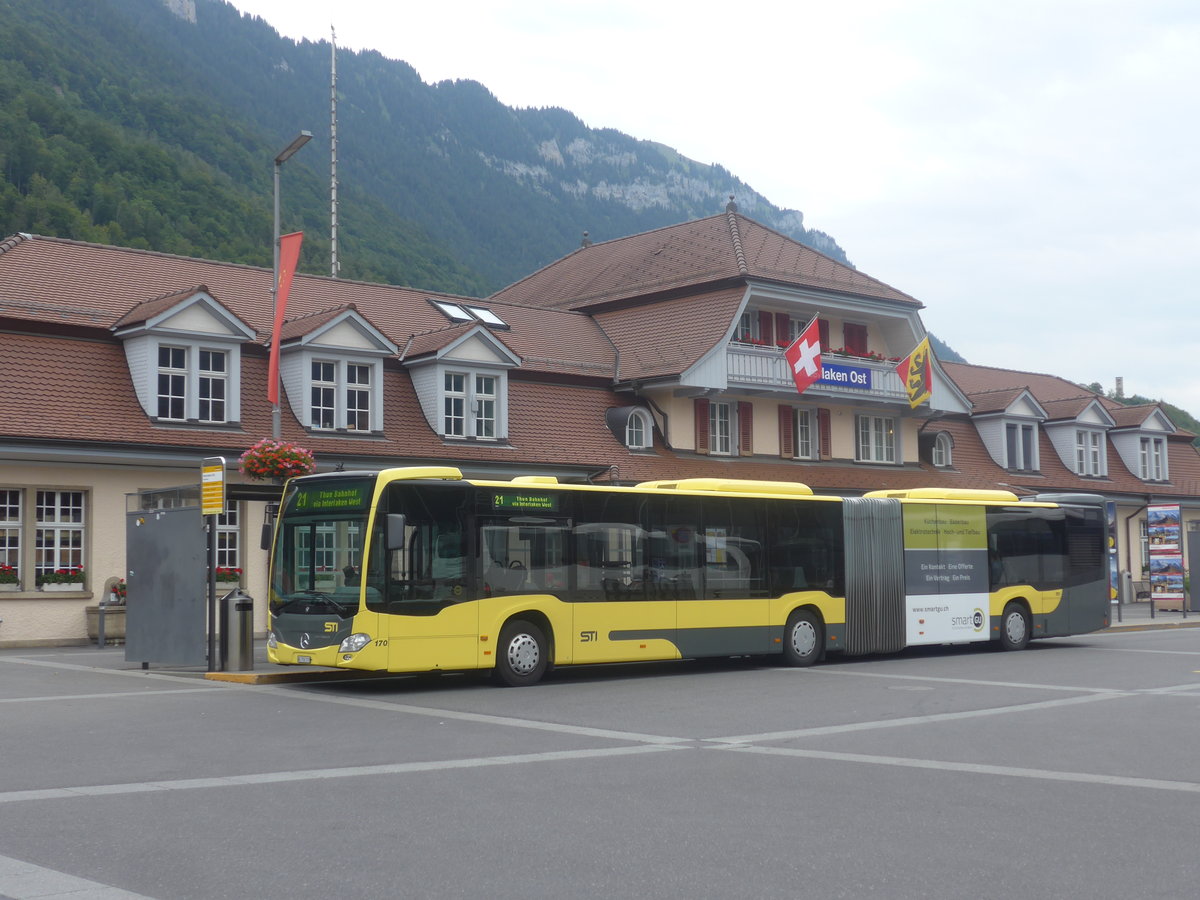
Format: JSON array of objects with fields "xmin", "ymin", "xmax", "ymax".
[
  {"xmin": 788, "ymin": 668, "xmax": 1128, "ymax": 694},
  {"xmin": 248, "ymin": 683, "xmax": 690, "ymax": 744},
  {"xmin": 0, "ymin": 687, "xmax": 228, "ymax": 704},
  {"xmin": 709, "ymin": 692, "xmax": 1122, "ymax": 744},
  {"xmin": 724, "ymin": 745, "xmax": 1200, "ymax": 794},
  {"xmin": 0, "ymin": 745, "xmax": 682, "ymax": 805},
  {"xmin": 0, "ymin": 851, "xmax": 158, "ymax": 899}
]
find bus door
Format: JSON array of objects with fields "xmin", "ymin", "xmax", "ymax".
[
  {"xmin": 673, "ymin": 496, "xmax": 770, "ymax": 656},
  {"xmin": 373, "ymin": 484, "xmax": 478, "ymax": 672},
  {"xmin": 571, "ymin": 491, "xmax": 676, "ymax": 664}
]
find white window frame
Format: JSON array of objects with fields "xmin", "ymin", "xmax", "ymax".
[
  {"xmin": 735, "ymin": 312, "xmax": 755, "ymax": 343},
  {"xmin": 157, "ymin": 345, "xmax": 187, "ymax": 420},
  {"xmin": 1075, "ymin": 429, "xmax": 1105, "ymax": 477},
  {"xmin": 346, "ymin": 364, "xmax": 372, "ymax": 432},
  {"xmin": 856, "ymin": 415, "xmax": 896, "ymax": 464},
  {"xmin": 933, "ymin": 432, "xmax": 953, "ymax": 468},
  {"xmin": 474, "ymin": 374, "xmax": 497, "ymax": 439},
  {"xmin": 441, "ymin": 368, "xmax": 506, "ymax": 440},
  {"xmin": 197, "ymin": 349, "xmax": 228, "ymax": 424},
  {"xmin": 1140, "ymin": 436, "xmax": 1167, "ymax": 481},
  {"xmin": 444, "ymin": 372, "xmax": 467, "ymax": 436},
  {"xmin": 148, "ymin": 340, "xmax": 239, "ymax": 424},
  {"xmin": 0, "ymin": 489, "xmax": 22, "ymax": 588},
  {"xmin": 310, "ymin": 360, "xmax": 338, "ymax": 430},
  {"xmin": 34, "ymin": 490, "xmax": 86, "ymax": 584},
  {"xmin": 625, "ymin": 409, "xmax": 653, "ymax": 449},
  {"xmin": 216, "ymin": 501, "xmax": 240, "ymax": 571},
  {"xmin": 709, "ymin": 401, "xmax": 733, "ymax": 455},
  {"xmin": 794, "ymin": 408, "xmax": 817, "ymax": 460},
  {"xmin": 306, "ymin": 357, "xmax": 383, "ymax": 433},
  {"xmin": 1005, "ymin": 422, "xmax": 1038, "ymax": 471}
]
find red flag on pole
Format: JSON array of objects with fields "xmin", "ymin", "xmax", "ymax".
[
  {"xmin": 268, "ymin": 231, "xmax": 303, "ymax": 404},
  {"xmin": 783, "ymin": 316, "xmax": 823, "ymax": 395},
  {"xmin": 895, "ymin": 336, "xmax": 933, "ymax": 408}
]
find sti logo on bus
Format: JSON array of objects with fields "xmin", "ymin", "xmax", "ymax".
[{"xmin": 579, "ymin": 631, "xmax": 598, "ymax": 642}]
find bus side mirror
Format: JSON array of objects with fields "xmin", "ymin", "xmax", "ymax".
[
  {"xmin": 387, "ymin": 513, "xmax": 406, "ymax": 551},
  {"xmin": 260, "ymin": 502, "xmax": 279, "ymax": 551}
]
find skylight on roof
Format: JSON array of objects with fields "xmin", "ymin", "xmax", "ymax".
[
  {"xmin": 428, "ymin": 298, "xmax": 509, "ymax": 329},
  {"xmin": 465, "ymin": 305, "xmax": 506, "ymax": 326},
  {"xmin": 430, "ymin": 300, "xmax": 474, "ymax": 322}
]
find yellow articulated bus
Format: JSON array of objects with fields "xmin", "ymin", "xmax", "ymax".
[{"xmin": 266, "ymin": 467, "xmax": 1109, "ymax": 686}]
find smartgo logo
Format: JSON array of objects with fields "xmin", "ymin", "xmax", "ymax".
[{"xmin": 950, "ymin": 609, "xmax": 986, "ymax": 632}]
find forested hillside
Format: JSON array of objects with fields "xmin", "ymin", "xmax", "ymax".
[{"xmin": 0, "ymin": 0, "xmax": 847, "ymax": 296}]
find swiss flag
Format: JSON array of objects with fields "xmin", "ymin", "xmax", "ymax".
[{"xmin": 783, "ymin": 317, "xmax": 822, "ymax": 395}]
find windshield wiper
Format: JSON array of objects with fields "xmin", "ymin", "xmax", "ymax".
[{"xmin": 275, "ymin": 590, "xmax": 352, "ymax": 616}]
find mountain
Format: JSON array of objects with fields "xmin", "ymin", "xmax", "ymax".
[{"xmin": 0, "ymin": 0, "xmax": 849, "ymax": 296}]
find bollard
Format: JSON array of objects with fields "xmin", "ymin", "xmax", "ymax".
[{"xmin": 96, "ymin": 599, "xmax": 106, "ymax": 648}]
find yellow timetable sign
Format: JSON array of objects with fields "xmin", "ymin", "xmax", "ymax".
[{"xmin": 201, "ymin": 457, "xmax": 226, "ymax": 516}]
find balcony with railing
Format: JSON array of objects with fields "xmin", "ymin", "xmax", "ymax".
[{"xmin": 726, "ymin": 341, "xmax": 909, "ymax": 403}]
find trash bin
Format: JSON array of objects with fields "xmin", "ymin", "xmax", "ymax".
[{"xmin": 220, "ymin": 588, "xmax": 255, "ymax": 672}]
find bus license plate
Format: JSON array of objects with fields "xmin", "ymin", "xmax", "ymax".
[{"xmin": 297, "ymin": 655, "xmax": 312, "ymax": 664}]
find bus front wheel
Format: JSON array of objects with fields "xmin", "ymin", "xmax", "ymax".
[
  {"xmin": 782, "ymin": 609, "xmax": 822, "ymax": 667},
  {"xmin": 493, "ymin": 619, "xmax": 549, "ymax": 686},
  {"xmin": 997, "ymin": 601, "xmax": 1031, "ymax": 651}
]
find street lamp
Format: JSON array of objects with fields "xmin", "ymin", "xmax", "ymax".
[{"xmin": 271, "ymin": 130, "xmax": 312, "ymax": 439}]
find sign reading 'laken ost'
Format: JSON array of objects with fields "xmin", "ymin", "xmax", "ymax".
[{"xmin": 819, "ymin": 362, "xmax": 872, "ymax": 389}]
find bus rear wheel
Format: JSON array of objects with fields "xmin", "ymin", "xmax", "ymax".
[
  {"xmin": 493, "ymin": 619, "xmax": 548, "ymax": 686},
  {"xmin": 782, "ymin": 609, "xmax": 822, "ymax": 667},
  {"xmin": 997, "ymin": 601, "xmax": 1031, "ymax": 651}
]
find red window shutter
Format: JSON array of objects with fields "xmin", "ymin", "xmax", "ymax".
[
  {"xmin": 694, "ymin": 398, "xmax": 710, "ymax": 454},
  {"xmin": 774, "ymin": 313, "xmax": 790, "ymax": 346},
  {"xmin": 738, "ymin": 402, "xmax": 754, "ymax": 456},
  {"xmin": 818, "ymin": 408, "xmax": 832, "ymax": 459},
  {"xmin": 778, "ymin": 405, "xmax": 795, "ymax": 458},
  {"xmin": 818, "ymin": 319, "xmax": 830, "ymax": 349},
  {"xmin": 757, "ymin": 310, "xmax": 774, "ymax": 345},
  {"xmin": 843, "ymin": 323, "xmax": 868, "ymax": 355}
]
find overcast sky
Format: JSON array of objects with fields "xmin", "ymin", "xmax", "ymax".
[{"xmin": 226, "ymin": 0, "xmax": 1200, "ymax": 414}]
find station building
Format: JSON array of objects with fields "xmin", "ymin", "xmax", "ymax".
[{"xmin": 2, "ymin": 205, "xmax": 1197, "ymax": 644}]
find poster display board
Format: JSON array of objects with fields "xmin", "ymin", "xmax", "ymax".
[
  {"xmin": 903, "ymin": 504, "xmax": 990, "ymax": 645},
  {"xmin": 1147, "ymin": 504, "xmax": 1184, "ymax": 602}
]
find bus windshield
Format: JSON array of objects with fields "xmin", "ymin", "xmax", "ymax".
[{"xmin": 269, "ymin": 477, "xmax": 374, "ymax": 616}]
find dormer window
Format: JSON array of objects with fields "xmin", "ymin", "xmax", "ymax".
[
  {"xmin": 625, "ymin": 409, "xmax": 653, "ymax": 449},
  {"xmin": 933, "ymin": 432, "xmax": 953, "ymax": 468},
  {"xmin": 154, "ymin": 345, "xmax": 230, "ymax": 423},
  {"xmin": 1075, "ymin": 429, "xmax": 1105, "ymax": 477},
  {"xmin": 1140, "ymin": 436, "xmax": 1167, "ymax": 480},
  {"xmin": 443, "ymin": 371, "xmax": 501, "ymax": 439},
  {"xmin": 112, "ymin": 287, "xmax": 252, "ymax": 427},
  {"xmin": 1006, "ymin": 422, "xmax": 1038, "ymax": 471},
  {"xmin": 307, "ymin": 359, "xmax": 378, "ymax": 432}
]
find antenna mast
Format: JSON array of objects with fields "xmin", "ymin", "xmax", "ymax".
[{"xmin": 330, "ymin": 25, "xmax": 340, "ymax": 278}]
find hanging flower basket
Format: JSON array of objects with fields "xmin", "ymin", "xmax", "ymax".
[{"xmin": 239, "ymin": 439, "xmax": 316, "ymax": 482}]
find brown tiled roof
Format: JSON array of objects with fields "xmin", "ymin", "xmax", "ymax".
[
  {"xmin": 592, "ymin": 288, "xmax": 745, "ymax": 381},
  {"xmin": 1041, "ymin": 396, "xmax": 1108, "ymax": 422},
  {"xmin": 942, "ymin": 361, "xmax": 1104, "ymax": 403},
  {"xmin": 0, "ymin": 235, "xmax": 611, "ymax": 378},
  {"xmin": 1109, "ymin": 404, "xmax": 1162, "ymax": 429},
  {"xmin": 965, "ymin": 387, "xmax": 1032, "ymax": 414},
  {"xmin": 279, "ymin": 304, "xmax": 359, "ymax": 342},
  {"xmin": 490, "ymin": 212, "xmax": 920, "ymax": 311}
]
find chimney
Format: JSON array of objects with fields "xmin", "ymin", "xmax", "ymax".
[{"xmin": 1115, "ymin": 377, "xmax": 1124, "ymax": 399}]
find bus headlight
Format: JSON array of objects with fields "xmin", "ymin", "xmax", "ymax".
[
  {"xmin": 339, "ymin": 633, "xmax": 372, "ymax": 653},
  {"xmin": 266, "ymin": 630, "xmax": 278, "ymax": 649}
]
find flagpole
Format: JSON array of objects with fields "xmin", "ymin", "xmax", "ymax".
[{"xmin": 271, "ymin": 131, "xmax": 312, "ymax": 439}]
